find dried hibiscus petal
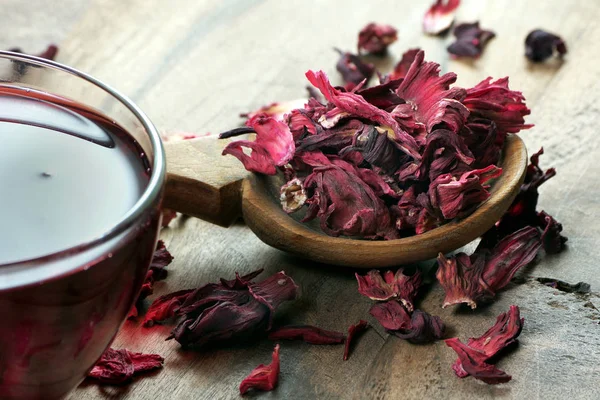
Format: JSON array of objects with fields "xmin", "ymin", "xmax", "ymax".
[
  {"xmin": 220, "ymin": 114, "xmax": 295, "ymax": 175},
  {"xmin": 335, "ymin": 49, "xmax": 375, "ymax": 90},
  {"xmin": 355, "ymin": 269, "xmax": 422, "ymax": 311},
  {"xmin": 388, "ymin": 48, "xmax": 420, "ymax": 81},
  {"xmin": 446, "ymin": 305, "xmax": 523, "ymax": 384},
  {"xmin": 436, "ymin": 227, "xmax": 541, "ymax": 308},
  {"xmin": 447, "ymin": 22, "xmax": 495, "ymax": 58},
  {"xmin": 344, "ymin": 320, "xmax": 369, "ymax": 361},
  {"xmin": 167, "ymin": 270, "xmax": 298, "ymax": 348},
  {"xmin": 389, "ymin": 309, "xmax": 445, "ymax": 344},
  {"xmin": 239, "ymin": 344, "xmax": 280, "ymax": 395},
  {"xmin": 87, "ymin": 348, "xmax": 163, "ymax": 385},
  {"xmin": 268, "ymin": 325, "xmax": 346, "ymax": 344},
  {"xmin": 369, "ymin": 301, "xmax": 412, "ymax": 331},
  {"xmin": 525, "ymin": 29, "xmax": 567, "ymax": 62},
  {"xmin": 357, "ymin": 23, "xmax": 398, "ymax": 55},
  {"xmin": 423, "ymin": 0, "xmax": 460, "ymax": 35},
  {"xmin": 143, "ymin": 289, "xmax": 194, "ymax": 327},
  {"xmin": 538, "ymin": 210, "xmax": 567, "ymax": 254}
]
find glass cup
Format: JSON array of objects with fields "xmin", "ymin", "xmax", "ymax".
[{"xmin": 0, "ymin": 51, "xmax": 166, "ymax": 399}]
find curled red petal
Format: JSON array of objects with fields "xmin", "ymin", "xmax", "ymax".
[
  {"xmin": 436, "ymin": 252, "xmax": 488, "ymax": 309},
  {"xmin": 335, "ymin": 49, "xmax": 375, "ymax": 90},
  {"xmin": 390, "ymin": 309, "xmax": 445, "ymax": 344},
  {"xmin": 423, "ymin": 0, "xmax": 460, "ymax": 35},
  {"xmin": 149, "ymin": 240, "xmax": 173, "ymax": 280},
  {"xmin": 369, "ymin": 301, "xmax": 412, "ymax": 331},
  {"xmin": 357, "ymin": 23, "xmax": 398, "ymax": 55},
  {"xmin": 268, "ymin": 325, "xmax": 346, "ymax": 344},
  {"xmin": 344, "ymin": 320, "xmax": 369, "ymax": 361},
  {"xmin": 388, "ymin": 48, "xmax": 420, "ymax": 81},
  {"xmin": 447, "ymin": 22, "xmax": 496, "ymax": 58},
  {"xmin": 525, "ymin": 29, "xmax": 567, "ymax": 62},
  {"xmin": 143, "ymin": 289, "xmax": 194, "ymax": 327},
  {"xmin": 239, "ymin": 344, "xmax": 280, "ymax": 395},
  {"xmin": 87, "ymin": 348, "xmax": 164, "ymax": 385},
  {"xmin": 538, "ymin": 210, "xmax": 567, "ymax": 254},
  {"xmin": 445, "ymin": 338, "xmax": 511, "ymax": 384},
  {"xmin": 221, "ymin": 115, "xmax": 295, "ymax": 175}
]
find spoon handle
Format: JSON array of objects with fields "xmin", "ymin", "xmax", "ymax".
[{"xmin": 163, "ymin": 136, "xmax": 250, "ymax": 227}]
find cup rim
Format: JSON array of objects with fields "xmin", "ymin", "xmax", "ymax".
[{"xmin": 0, "ymin": 51, "xmax": 166, "ymax": 271}]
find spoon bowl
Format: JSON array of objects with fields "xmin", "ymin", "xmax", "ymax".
[{"xmin": 164, "ymin": 134, "xmax": 527, "ymax": 267}]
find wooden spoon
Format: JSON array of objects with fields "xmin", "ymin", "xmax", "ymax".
[{"xmin": 163, "ymin": 135, "xmax": 527, "ymax": 268}]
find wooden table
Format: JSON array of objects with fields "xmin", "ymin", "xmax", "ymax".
[{"xmin": 5, "ymin": 0, "xmax": 600, "ymax": 398}]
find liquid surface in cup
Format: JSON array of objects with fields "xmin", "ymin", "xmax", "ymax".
[{"xmin": 0, "ymin": 87, "xmax": 150, "ymax": 264}]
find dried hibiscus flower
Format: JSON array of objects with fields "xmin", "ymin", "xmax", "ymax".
[
  {"xmin": 268, "ymin": 325, "xmax": 346, "ymax": 344},
  {"xmin": 221, "ymin": 50, "xmax": 534, "ymax": 240},
  {"xmin": 436, "ymin": 226, "xmax": 541, "ymax": 308},
  {"xmin": 369, "ymin": 302, "xmax": 444, "ymax": 344},
  {"xmin": 525, "ymin": 29, "xmax": 567, "ymax": 62},
  {"xmin": 161, "ymin": 269, "xmax": 298, "ymax": 348},
  {"xmin": 423, "ymin": 0, "xmax": 460, "ymax": 35},
  {"xmin": 87, "ymin": 348, "xmax": 164, "ymax": 385},
  {"xmin": 445, "ymin": 305, "xmax": 523, "ymax": 384},
  {"xmin": 335, "ymin": 49, "xmax": 375, "ymax": 90},
  {"xmin": 239, "ymin": 344, "xmax": 280, "ymax": 395},
  {"xmin": 357, "ymin": 23, "xmax": 398, "ymax": 55},
  {"xmin": 344, "ymin": 320, "xmax": 369, "ymax": 361},
  {"xmin": 356, "ymin": 269, "xmax": 422, "ymax": 311},
  {"xmin": 447, "ymin": 22, "xmax": 495, "ymax": 58}
]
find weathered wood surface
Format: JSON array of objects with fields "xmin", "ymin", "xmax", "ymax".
[{"xmin": 3, "ymin": 0, "xmax": 600, "ymax": 398}]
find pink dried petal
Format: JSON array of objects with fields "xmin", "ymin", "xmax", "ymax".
[
  {"xmin": 335, "ymin": 49, "xmax": 375, "ymax": 90},
  {"xmin": 447, "ymin": 305, "xmax": 523, "ymax": 384},
  {"xmin": 87, "ymin": 348, "xmax": 163, "ymax": 385},
  {"xmin": 445, "ymin": 338, "xmax": 511, "ymax": 384},
  {"xmin": 390, "ymin": 309, "xmax": 445, "ymax": 344},
  {"xmin": 280, "ymin": 178, "xmax": 307, "ymax": 213},
  {"xmin": 394, "ymin": 50, "xmax": 469, "ymax": 137},
  {"xmin": 369, "ymin": 301, "xmax": 412, "ymax": 331},
  {"xmin": 285, "ymin": 108, "xmax": 320, "ymax": 139},
  {"xmin": 388, "ymin": 48, "xmax": 420, "ymax": 81},
  {"xmin": 436, "ymin": 252, "xmax": 488, "ymax": 309},
  {"xmin": 221, "ymin": 115, "xmax": 295, "ymax": 175},
  {"xmin": 423, "ymin": 0, "xmax": 460, "ymax": 35},
  {"xmin": 344, "ymin": 320, "xmax": 369, "ymax": 360},
  {"xmin": 357, "ymin": 23, "xmax": 398, "ymax": 55},
  {"xmin": 429, "ymin": 165, "xmax": 502, "ymax": 220},
  {"xmin": 463, "ymin": 77, "xmax": 533, "ymax": 137},
  {"xmin": 356, "ymin": 269, "xmax": 422, "ymax": 310},
  {"xmin": 525, "ymin": 29, "xmax": 567, "ymax": 62},
  {"xmin": 268, "ymin": 325, "xmax": 346, "ymax": 344},
  {"xmin": 447, "ymin": 22, "xmax": 496, "ymax": 58},
  {"xmin": 143, "ymin": 289, "xmax": 194, "ymax": 327},
  {"xmin": 239, "ymin": 344, "xmax": 280, "ymax": 395},
  {"xmin": 306, "ymin": 70, "xmax": 421, "ymax": 160},
  {"xmin": 241, "ymin": 99, "xmax": 307, "ymax": 122}
]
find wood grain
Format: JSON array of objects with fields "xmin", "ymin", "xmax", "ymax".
[{"xmin": 3, "ymin": 0, "xmax": 600, "ymax": 399}]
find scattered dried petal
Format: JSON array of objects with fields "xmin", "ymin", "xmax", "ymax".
[
  {"xmin": 423, "ymin": 0, "xmax": 460, "ymax": 35},
  {"xmin": 389, "ymin": 309, "xmax": 445, "ymax": 344},
  {"xmin": 525, "ymin": 29, "xmax": 567, "ymax": 62},
  {"xmin": 369, "ymin": 301, "xmax": 412, "ymax": 331},
  {"xmin": 538, "ymin": 211, "xmax": 567, "ymax": 254},
  {"xmin": 239, "ymin": 344, "xmax": 280, "ymax": 395},
  {"xmin": 87, "ymin": 348, "xmax": 163, "ymax": 385},
  {"xmin": 536, "ymin": 277, "xmax": 590, "ymax": 294},
  {"xmin": 355, "ymin": 269, "xmax": 422, "ymax": 310},
  {"xmin": 344, "ymin": 320, "xmax": 369, "ymax": 361},
  {"xmin": 143, "ymin": 289, "xmax": 194, "ymax": 327},
  {"xmin": 388, "ymin": 48, "xmax": 420, "ymax": 81},
  {"xmin": 357, "ymin": 23, "xmax": 398, "ymax": 55},
  {"xmin": 446, "ymin": 305, "xmax": 523, "ymax": 384},
  {"xmin": 335, "ymin": 49, "xmax": 375, "ymax": 90},
  {"xmin": 268, "ymin": 325, "xmax": 346, "ymax": 344},
  {"xmin": 447, "ymin": 22, "xmax": 495, "ymax": 58},
  {"xmin": 221, "ymin": 115, "xmax": 295, "ymax": 175}
]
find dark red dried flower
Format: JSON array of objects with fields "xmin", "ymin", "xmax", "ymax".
[
  {"xmin": 525, "ymin": 29, "xmax": 567, "ymax": 62},
  {"xmin": 143, "ymin": 289, "xmax": 194, "ymax": 327},
  {"xmin": 463, "ymin": 77, "xmax": 533, "ymax": 137},
  {"xmin": 221, "ymin": 114, "xmax": 295, "ymax": 175},
  {"xmin": 87, "ymin": 348, "xmax": 164, "ymax": 385},
  {"xmin": 538, "ymin": 210, "xmax": 567, "ymax": 254},
  {"xmin": 335, "ymin": 49, "xmax": 375, "ymax": 90},
  {"xmin": 167, "ymin": 270, "xmax": 298, "ymax": 348},
  {"xmin": 388, "ymin": 48, "xmax": 420, "ymax": 81},
  {"xmin": 355, "ymin": 269, "xmax": 422, "ymax": 311},
  {"xmin": 436, "ymin": 227, "xmax": 541, "ymax": 308},
  {"xmin": 389, "ymin": 309, "xmax": 445, "ymax": 344},
  {"xmin": 268, "ymin": 325, "xmax": 346, "ymax": 344},
  {"xmin": 447, "ymin": 22, "xmax": 495, "ymax": 58},
  {"xmin": 239, "ymin": 344, "xmax": 280, "ymax": 395},
  {"xmin": 429, "ymin": 165, "xmax": 502, "ymax": 220},
  {"xmin": 423, "ymin": 0, "xmax": 460, "ymax": 35},
  {"xmin": 446, "ymin": 305, "xmax": 523, "ymax": 384},
  {"xmin": 357, "ymin": 23, "xmax": 398, "ymax": 55},
  {"xmin": 344, "ymin": 320, "xmax": 369, "ymax": 361},
  {"xmin": 369, "ymin": 301, "xmax": 412, "ymax": 331}
]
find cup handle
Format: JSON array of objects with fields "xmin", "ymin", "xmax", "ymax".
[{"xmin": 163, "ymin": 136, "xmax": 250, "ymax": 227}]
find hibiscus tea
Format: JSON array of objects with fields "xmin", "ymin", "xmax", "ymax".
[{"xmin": 0, "ymin": 85, "xmax": 162, "ymax": 399}]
